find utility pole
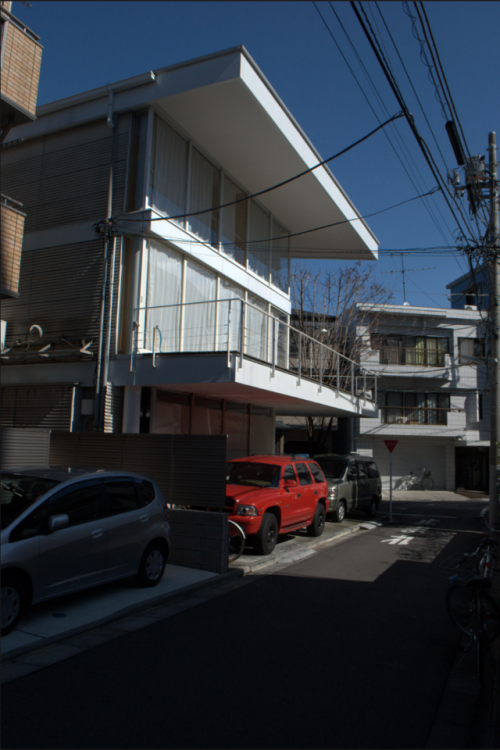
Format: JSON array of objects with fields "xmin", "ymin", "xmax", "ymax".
[{"xmin": 488, "ymin": 132, "xmax": 500, "ymax": 525}]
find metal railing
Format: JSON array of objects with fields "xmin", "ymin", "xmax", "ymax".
[
  {"xmin": 132, "ymin": 298, "xmax": 378, "ymax": 403},
  {"xmin": 374, "ymin": 345, "xmax": 449, "ymax": 367},
  {"xmin": 381, "ymin": 406, "xmax": 449, "ymax": 426}
]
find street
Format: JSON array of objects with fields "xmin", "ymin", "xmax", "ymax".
[{"xmin": 1, "ymin": 496, "xmax": 491, "ymax": 749}]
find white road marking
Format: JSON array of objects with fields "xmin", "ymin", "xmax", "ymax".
[
  {"xmin": 417, "ymin": 518, "xmax": 440, "ymax": 526},
  {"xmin": 384, "ymin": 512, "xmax": 456, "ymax": 519},
  {"xmin": 381, "ymin": 535, "xmax": 414, "ymax": 545}
]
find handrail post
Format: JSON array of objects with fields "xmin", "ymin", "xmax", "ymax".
[
  {"xmin": 272, "ymin": 317, "xmax": 276, "ymax": 377},
  {"xmin": 336, "ymin": 353, "xmax": 340, "ymax": 394},
  {"xmin": 319, "ymin": 344, "xmax": 323, "ymax": 392},
  {"xmin": 239, "ymin": 299, "xmax": 244, "ymax": 369},
  {"xmin": 351, "ymin": 360, "xmax": 354, "ymax": 400},
  {"xmin": 363, "ymin": 369, "xmax": 366, "ymax": 405},
  {"xmin": 152, "ymin": 325, "xmax": 157, "ymax": 368},
  {"xmin": 298, "ymin": 334, "xmax": 302, "ymax": 385},
  {"xmin": 375, "ymin": 374, "xmax": 378, "ymax": 406},
  {"xmin": 227, "ymin": 299, "xmax": 232, "ymax": 369}
]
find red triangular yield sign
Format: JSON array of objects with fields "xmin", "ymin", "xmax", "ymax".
[{"xmin": 384, "ymin": 440, "xmax": 398, "ymax": 453}]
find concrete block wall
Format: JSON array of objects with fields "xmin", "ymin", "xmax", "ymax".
[
  {"xmin": 1, "ymin": 203, "xmax": 25, "ymax": 294},
  {"xmin": 167, "ymin": 509, "xmax": 229, "ymax": 575},
  {"xmin": 1, "ymin": 18, "xmax": 42, "ymax": 116}
]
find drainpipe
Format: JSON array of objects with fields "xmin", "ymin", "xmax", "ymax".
[{"xmin": 94, "ymin": 98, "xmax": 117, "ymax": 431}]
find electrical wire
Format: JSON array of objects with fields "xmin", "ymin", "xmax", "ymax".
[
  {"xmin": 112, "ymin": 112, "xmax": 404, "ymax": 225},
  {"xmin": 316, "ymin": 1, "xmax": 455, "ymax": 251}
]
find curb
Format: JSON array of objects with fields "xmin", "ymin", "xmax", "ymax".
[
  {"xmin": 2, "ymin": 567, "xmax": 244, "ymax": 664},
  {"xmin": 235, "ymin": 522, "xmax": 366, "ymax": 575}
]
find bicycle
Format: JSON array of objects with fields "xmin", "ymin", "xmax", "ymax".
[
  {"xmin": 228, "ymin": 519, "xmax": 246, "ymax": 562},
  {"xmin": 442, "ymin": 517, "xmax": 500, "ymax": 680},
  {"xmin": 399, "ymin": 468, "xmax": 434, "ymax": 490}
]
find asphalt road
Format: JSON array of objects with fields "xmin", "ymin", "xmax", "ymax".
[{"xmin": 1, "ymin": 497, "xmax": 489, "ymax": 749}]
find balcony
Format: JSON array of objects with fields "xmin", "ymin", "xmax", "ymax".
[
  {"xmin": 1, "ymin": 194, "xmax": 25, "ymax": 298},
  {"xmin": 381, "ymin": 405, "xmax": 449, "ymax": 426},
  {"xmin": 376, "ymin": 344, "xmax": 448, "ymax": 367},
  {"xmin": 1, "ymin": 7, "xmax": 42, "ymax": 134},
  {"xmin": 128, "ymin": 298, "xmax": 378, "ymax": 413}
]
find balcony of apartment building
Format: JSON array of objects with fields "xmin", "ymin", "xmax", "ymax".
[
  {"xmin": 0, "ymin": 1, "xmax": 42, "ymax": 140},
  {"xmin": 361, "ymin": 334, "xmax": 453, "ymax": 380},
  {"xmin": 1, "ymin": 193, "xmax": 25, "ymax": 298},
  {"xmin": 109, "ymin": 296, "xmax": 378, "ymax": 420}
]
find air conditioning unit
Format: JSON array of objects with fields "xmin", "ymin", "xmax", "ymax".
[{"xmin": 464, "ymin": 305, "xmax": 478, "ymax": 311}]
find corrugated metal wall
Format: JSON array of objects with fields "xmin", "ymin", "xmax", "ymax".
[
  {"xmin": 1, "ymin": 115, "xmax": 130, "ymax": 230},
  {"xmin": 1, "ymin": 427, "xmax": 51, "ymax": 469},
  {"xmin": 49, "ymin": 432, "xmax": 227, "ymax": 508},
  {"xmin": 1, "ymin": 384, "xmax": 74, "ymax": 429},
  {"xmin": 103, "ymin": 384, "xmax": 124, "ymax": 433}
]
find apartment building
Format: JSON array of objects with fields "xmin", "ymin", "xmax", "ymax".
[
  {"xmin": 1, "ymin": 0, "xmax": 42, "ymax": 310},
  {"xmin": 1, "ymin": 46, "xmax": 380, "ymax": 459},
  {"xmin": 355, "ymin": 302, "xmax": 489, "ymax": 492}
]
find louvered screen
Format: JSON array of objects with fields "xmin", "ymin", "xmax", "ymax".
[
  {"xmin": 0, "ymin": 385, "xmax": 74, "ymax": 429},
  {"xmin": 48, "ymin": 433, "xmax": 227, "ymax": 507},
  {"xmin": 0, "ymin": 428, "xmax": 51, "ymax": 469},
  {"xmin": 103, "ymin": 384, "xmax": 124, "ymax": 433}
]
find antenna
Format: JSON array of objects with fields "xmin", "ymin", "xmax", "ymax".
[{"xmin": 381, "ymin": 254, "xmax": 434, "ymax": 303}]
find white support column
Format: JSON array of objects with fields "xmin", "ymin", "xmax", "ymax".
[{"xmin": 123, "ymin": 385, "xmax": 141, "ymax": 433}]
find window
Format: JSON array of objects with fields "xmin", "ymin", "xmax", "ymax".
[
  {"xmin": 246, "ymin": 295, "xmax": 268, "ymax": 361},
  {"xmin": 140, "ymin": 480, "xmax": 156, "ymax": 504},
  {"xmin": 357, "ymin": 462, "xmax": 369, "ymax": 479},
  {"xmin": 295, "ymin": 463, "xmax": 313, "ymax": 486},
  {"xmin": 382, "ymin": 392, "xmax": 450, "ymax": 425},
  {"xmin": 188, "ymin": 148, "xmax": 220, "ymax": 247},
  {"xmin": 308, "ymin": 463, "xmax": 325, "ymax": 484},
  {"xmin": 150, "ymin": 116, "xmax": 188, "ymax": 222},
  {"xmin": 183, "ymin": 260, "xmax": 217, "ymax": 352},
  {"xmin": 220, "ymin": 176, "xmax": 247, "ymax": 266},
  {"xmin": 49, "ymin": 482, "xmax": 101, "ymax": 527},
  {"xmin": 314, "ymin": 458, "xmax": 347, "ymax": 480},
  {"xmin": 365, "ymin": 462, "xmax": 379, "ymax": 479},
  {"xmin": 283, "ymin": 465, "xmax": 297, "ymax": 482},
  {"xmin": 270, "ymin": 220, "xmax": 289, "ymax": 292},
  {"xmin": 1, "ymin": 474, "xmax": 60, "ymax": 530},
  {"xmin": 459, "ymin": 338, "xmax": 485, "ymax": 364},
  {"xmin": 104, "ymin": 481, "xmax": 142, "ymax": 515},
  {"xmin": 373, "ymin": 335, "xmax": 449, "ymax": 366},
  {"xmin": 146, "ymin": 240, "xmax": 182, "ymax": 352},
  {"xmin": 248, "ymin": 200, "xmax": 270, "ymax": 280},
  {"xmin": 10, "ymin": 501, "xmax": 48, "ymax": 543}
]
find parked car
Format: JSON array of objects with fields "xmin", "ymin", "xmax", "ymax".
[
  {"xmin": 1, "ymin": 467, "xmax": 171, "ymax": 636},
  {"xmin": 314, "ymin": 454, "xmax": 382, "ymax": 522},
  {"xmin": 225, "ymin": 455, "xmax": 329, "ymax": 555}
]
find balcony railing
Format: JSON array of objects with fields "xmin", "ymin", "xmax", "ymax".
[
  {"xmin": 381, "ymin": 406, "xmax": 449, "ymax": 426},
  {"xmin": 132, "ymin": 298, "xmax": 377, "ymax": 403},
  {"xmin": 375, "ymin": 345, "xmax": 448, "ymax": 367}
]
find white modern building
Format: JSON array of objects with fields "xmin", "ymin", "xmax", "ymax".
[
  {"xmin": 1, "ymin": 46, "xmax": 380, "ymax": 460},
  {"xmin": 354, "ymin": 302, "xmax": 489, "ymax": 492}
]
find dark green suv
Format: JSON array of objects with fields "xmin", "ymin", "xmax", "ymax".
[{"xmin": 314, "ymin": 454, "xmax": 382, "ymax": 523}]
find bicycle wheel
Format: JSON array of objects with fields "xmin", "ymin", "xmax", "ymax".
[
  {"xmin": 421, "ymin": 476, "xmax": 434, "ymax": 490},
  {"xmin": 446, "ymin": 584, "xmax": 479, "ymax": 637},
  {"xmin": 228, "ymin": 521, "xmax": 246, "ymax": 562},
  {"xmin": 481, "ymin": 592, "xmax": 500, "ymax": 643}
]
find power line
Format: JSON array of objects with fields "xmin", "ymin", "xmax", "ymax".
[
  {"xmin": 112, "ymin": 112, "xmax": 404, "ymax": 225},
  {"xmin": 316, "ymin": 1, "xmax": 455, "ymax": 250}
]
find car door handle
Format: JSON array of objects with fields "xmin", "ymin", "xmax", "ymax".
[
  {"xmin": 297, "ymin": 493, "xmax": 301, "ymax": 498},
  {"xmin": 140, "ymin": 514, "xmax": 149, "ymax": 522},
  {"xmin": 315, "ymin": 491, "xmax": 318, "ymax": 495},
  {"xmin": 91, "ymin": 529, "xmax": 104, "ymax": 538}
]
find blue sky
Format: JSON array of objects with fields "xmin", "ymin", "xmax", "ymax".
[{"xmin": 14, "ymin": 1, "xmax": 500, "ymax": 308}]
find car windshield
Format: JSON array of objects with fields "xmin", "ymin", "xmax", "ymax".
[
  {"xmin": 314, "ymin": 458, "xmax": 348, "ymax": 480},
  {"xmin": 226, "ymin": 462, "xmax": 281, "ymax": 488},
  {"xmin": 0, "ymin": 474, "xmax": 61, "ymax": 530}
]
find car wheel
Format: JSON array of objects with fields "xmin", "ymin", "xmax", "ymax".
[
  {"xmin": 307, "ymin": 503, "xmax": 326, "ymax": 537},
  {"xmin": 332, "ymin": 500, "xmax": 346, "ymax": 523},
  {"xmin": 366, "ymin": 497, "xmax": 379, "ymax": 518},
  {"xmin": 1, "ymin": 573, "xmax": 26, "ymax": 636},
  {"xmin": 255, "ymin": 513, "xmax": 278, "ymax": 555},
  {"xmin": 136, "ymin": 542, "xmax": 168, "ymax": 588}
]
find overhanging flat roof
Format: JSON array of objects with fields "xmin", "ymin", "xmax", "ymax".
[{"xmin": 8, "ymin": 46, "xmax": 379, "ymax": 261}]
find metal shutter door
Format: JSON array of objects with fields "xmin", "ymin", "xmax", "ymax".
[
  {"xmin": 372, "ymin": 440, "xmax": 446, "ymax": 491},
  {"xmin": 0, "ymin": 427, "xmax": 51, "ymax": 469},
  {"xmin": 1, "ymin": 385, "xmax": 74, "ymax": 430}
]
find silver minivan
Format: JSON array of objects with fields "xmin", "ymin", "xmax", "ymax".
[
  {"xmin": 1, "ymin": 467, "xmax": 171, "ymax": 636},
  {"xmin": 314, "ymin": 454, "xmax": 382, "ymax": 522}
]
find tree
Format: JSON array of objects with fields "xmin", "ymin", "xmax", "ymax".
[{"xmin": 288, "ymin": 261, "xmax": 393, "ymax": 456}]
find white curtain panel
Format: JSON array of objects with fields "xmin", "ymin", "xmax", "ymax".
[
  {"xmin": 220, "ymin": 176, "xmax": 247, "ymax": 266},
  {"xmin": 271, "ymin": 307, "xmax": 289, "ymax": 368},
  {"xmin": 248, "ymin": 200, "xmax": 270, "ymax": 280},
  {"xmin": 150, "ymin": 116, "xmax": 188, "ymax": 221},
  {"xmin": 188, "ymin": 148, "xmax": 219, "ymax": 246},
  {"xmin": 146, "ymin": 240, "xmax": 182, "ymax": 352},
  {"xmin": 271, "ymin": 220, "xmax": 289, "ymax": 292},
  {"xmin": 246, "ymin": 295, "xmax": 268, "ymax": 361},
  {"xmin": 219, "ymin": 279, "xmax": 244, "ymax": 352},
  {"xmin": 183, "ymin": 260, "xmax": 217, "ymax": 351}
]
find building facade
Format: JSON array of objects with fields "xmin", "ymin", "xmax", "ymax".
[
  {"xmin": 1, "ymin": 46, "xmax": 380, "ymax": 460},
  {"xmin": 1, "ymin": 0, "xmax": 42, "ymax": 306},
  {"xmin": 355, "ymin": 303, "xmax": 489, "ymax": 492}
]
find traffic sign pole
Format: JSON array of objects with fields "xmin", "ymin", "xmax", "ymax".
[{"xmin": 384, "ymin": 440, "xmax": 398, "ymax": 523}]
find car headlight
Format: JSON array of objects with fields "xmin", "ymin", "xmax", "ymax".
[
  {"xmin": 328, "ymin": 487, "xmax": 337, "ymax": 497},
  {"xmin": 235, "ymin": 505, "xmax": 258, "ymax": 517}
]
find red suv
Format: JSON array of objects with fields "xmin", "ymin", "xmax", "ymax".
[{"xmin": 225, "ymin": 455, "xmax": 329, "ymax": 555}]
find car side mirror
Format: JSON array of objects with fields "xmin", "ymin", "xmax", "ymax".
[
  {"xmin": 284, "ymin": 479, "xmax": 298, "ymax": 488},
  {"xmin": 48, "ymin": 514, "xmax": 70, "ymax": 533}
]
